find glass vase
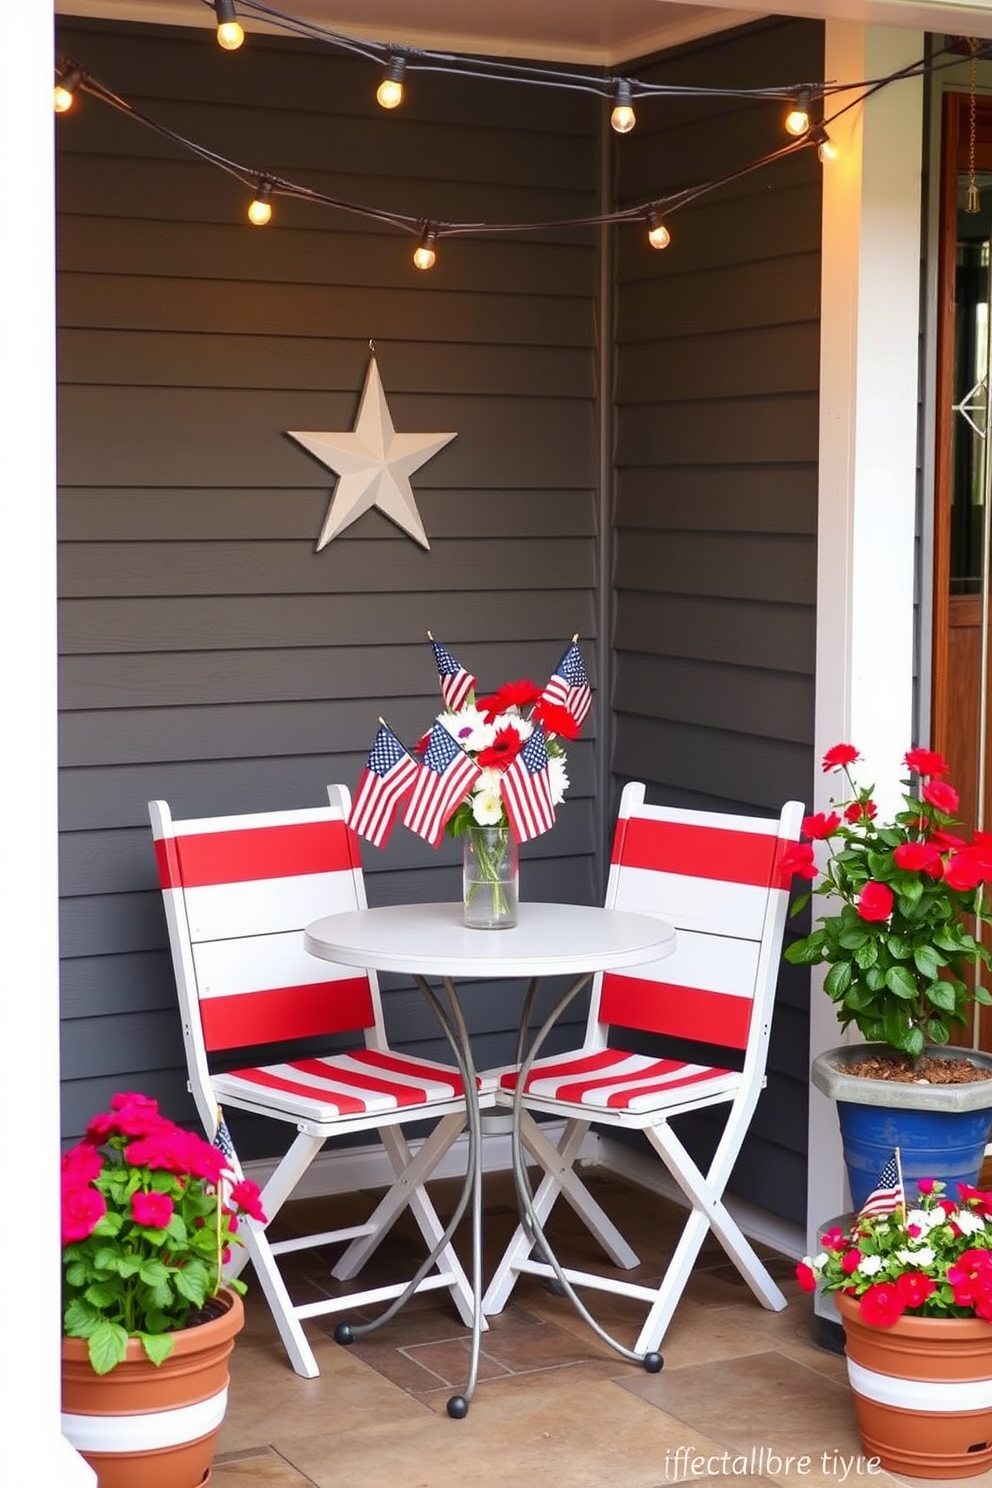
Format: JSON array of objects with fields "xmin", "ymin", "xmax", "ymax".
[{"xmin": 462, "ymin": 826, "xmax": 518, "ymax": 929}]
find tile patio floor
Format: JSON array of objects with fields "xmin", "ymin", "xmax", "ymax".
[{"xmin": 212, "ymin": 1167, "xmax": 992, "ymax": 1488}]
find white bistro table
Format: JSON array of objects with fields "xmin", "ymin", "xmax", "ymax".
[{"xmin": 304, "ymin": 899, "xmax": 676, "ymax": 1416}]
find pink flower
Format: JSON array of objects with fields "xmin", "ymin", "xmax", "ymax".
[
  {"xmin": 895, "ymin": 1272, "xmax": 937, "ymax": 1309},
  {"xmin": 947, "ymin": 1249, "xmax": 992, "ymax": 1306},
  {"xmin": 821, "ymin": 1227, "xmax": 847, "ymax": 1251},
  {"xmin": 857, "ymin": 881, "xmax": 894, "ymax": 923},
  {"xmin": 131, "ymin": 1190, "xmax": 174, "ymax": 1229},
  {"xmin": 61, "ymin": 1182, "xmax": 107, "ymax": 1243},
  {"xmin": 822, "ymin": 743, "xmax": 860, "ymax": 772},
  {"xmin": 841, "ymin": 1248, "xmax": 862, "ymax": 1274},
  {"xmin": 229, "ymin": 1177, "xmax": 267, "ymax": 1223},
  {"xmin": 61, "ymin": 1143, "xmax": 104, "ymax": 1185},
  {"xmin": 859, "ymin": 1281, "xmax": 906, "ymax": 1327},
  {"xmin": 917, "ymin": 1178, "xmax": 935, "ymax": 1194}
]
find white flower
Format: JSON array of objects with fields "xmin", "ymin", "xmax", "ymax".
[
  {"xmin": 490, "ymin": 710, "xmax": 532, "ymax": 742},
  {"xmin": 956, "ymin": 1210, "xmax": 986, "ymax": 1236},
  {"xmin": 548, "ymin": 754, "xmax": 570, "ymax": 806},
  {"xmin": 439, "ymin": 706, "xmax": 493, "ymax": 754},
  {"xmin": 857, "ymin": 1254, "xmax": 884, "ymax": 1276},
  {"xmin": 471, "ymin": 786, "xmax": 505, "ymax": 826},
  {"xmin": 906, "ymin": 1206, "xmax": 946, "ymax": 1233},
  {"xmin": 896, "ymin": 1246, "xmax": 935, "ymax": 1267}
]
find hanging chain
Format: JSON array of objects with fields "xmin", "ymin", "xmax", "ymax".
[{"xmin": 967, "ymin": 38, "xmax": 982, "ymax": 213}]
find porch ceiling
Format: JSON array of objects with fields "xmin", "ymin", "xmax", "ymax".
[{"xmin": 53, "ymin": 0, "xmax": 992, "ymax": 64}]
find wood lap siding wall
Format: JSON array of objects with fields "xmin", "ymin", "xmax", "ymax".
[
  {"xmin": 613, "ymin": 18, "xmax": 822, "ymax": 1223},
  {"xmin": 56, "ymin": 19, "xmax": 602, "ymax": 1140}
]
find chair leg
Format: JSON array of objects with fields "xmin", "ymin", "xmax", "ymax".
[
  {"xmin": 331, "ymin": 1114, "xmax": 479, "ymax": 1328},
  {"xmin": 241, "ymin": 1216, "xmax": 321, "ymax": 1378},
  {"xmin": 224, "ymin": 1128, "xmax": 325, "ymax": 1283},
  {"xmin": 482, "ymin": 1113, "xmax": 639, "ymax": 1315},
  {"xmin": 631, "ymin": 1122, "xmax": 788, "ymax": 1354}
]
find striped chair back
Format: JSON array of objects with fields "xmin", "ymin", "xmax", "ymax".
[
  {"xmin": 593, "ymin": 782, "xmax": 802, "ymax": 1067},
  {"xmin": 149, "ymin": 788, "xmax": 382, "ymax": 1062}
]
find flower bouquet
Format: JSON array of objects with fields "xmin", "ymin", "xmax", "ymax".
[
  {"xmin": 61, "ymin": 1091, "xmax": 266, "ymax": 1374},
  {"xmin": 782, "ymin": 743, "xmax": 992, "ymax": 1059},
  {"xmin": 347, "ymin": 635, "xmax": 591, "ymax": 927}
]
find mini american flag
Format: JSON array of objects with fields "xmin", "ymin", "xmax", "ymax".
[
  {"xmin": 502, "ymin": 723, "xmax": 556, "ymax": 843},
  {"xmin": 348, "ymin": 722, "xmax": 419, "ymax": 848},
  {"xmin": 430, "ymin": 636, "xmax": 476, "ymax": 712},
  {"xmin": 403, "ymin": 720, "xmax": 481, "ymax": 846},
  {"xmin": 540, "ymin": 639, "xmax": 592, "ymax": 728},
  {"xmin": 858, "ymin": 1151, "xmax": 905, "ymax": 1219}
]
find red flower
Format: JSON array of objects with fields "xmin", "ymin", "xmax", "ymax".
[
  {"xmin": 895, "ymin": 1272, "xmax": 937, "ymax": 1309},
  {"xmin": 893, "ymin": 841, "xmax": 943, "ymax": 876},
  {"xmin": 532, "ymin": 699, "xmax": 580, "ymax": 740},
  {"xmin": 61, "ymin": 1182, "xmax": 107, "ymax": 1244},
  {"xmin": 478, "ymin": 679, "xmax": 541, "ymax": 718},
  {"xmin": 779, "ymin": 842, "xmax": 817, "ymax": 881},
  {"xmin": 905, "ymin": 747, "xmax": 949, "ymax": 778},
  {"xmin": 822, "ymin": 743, "xmax": 860, "ymax": 771},
  {"xmin": 476, "ymin": 727, "xmax": 525, "ymax": 771},
  {"xmin": 923, "ymin": 780, "xmax": 960, "ymax": 816},
  {"xmin": 821, "ymin": 1227, "xmax": 847, "ymax": 1251},
  {"xmin": 795, "ymin": 1261, "xmax": 818, "ymax": 1293},
  {"xmin": 917, "ymin": 1178, "xmax": 936, "ymax": 1194},
  {"xmin": 229, "ymin": 1177, "xmax": 268, "ymax": 1223},
  {"xmin": 802, "ymin": 812, "xmax": 842, "ymax": 841},
  {"xmin": 844, "ymin": 799, "xmax": 877, "ymax": 823},
  {"xmin": 841, "ymin": 1248, "xmax": 862, "ymax": 1274},
  {"xmin": 857, "ymin": 881, "xmax": 894, "ymax": 922},
  {"xmin": 947, "ymin": 1249, "xmax": 992, "ymax": 1306},
  {"xmin": 859, "ymin": 1281, "xmax": 906, "ymax": 1327},
  {"xmin": 944, "ymin": 849, "xmax": 989, "ymax": 891},
  {"xmin": 61, "ymin": 1143, "xmax": 104, "ymax": 1185},
  {"xmin": 131, "ymin": 1190, "xmax": 174, "ymax": 1229}
]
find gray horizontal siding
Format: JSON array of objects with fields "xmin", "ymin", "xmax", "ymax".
[{"xmin": 57, "ymin": 16, "xmax": 602, "ymax": 1141}]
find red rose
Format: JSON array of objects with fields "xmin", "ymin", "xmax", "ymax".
[
  {"xmin": 857, "ymin": 881, "xmax": 894, "ymax": 922},
  {"xmin": 944, "ymin": 850, "xmax": 988, "ymax": 891},
  {"xmin": 844, "ymin": 799, "xmax": 877, "ymax": 823},
  {"xmin": 802, "ymin": 812, "xmax": 841, "ymax": 841},
  {"xmin": 822, "ymin": 743, "xmax": 860, "ymax": 772},
  {"xmin": 779, "ymin": 843, "xmax": 817, "ymax": 881},
  {"xmin": 923, "ymin": 780, "xmax": 960, "ymax": 816},
  {"xmin": 859, "ymin": 1281, "xmax": 905, "ymax": 1327},
  {"xmin": 893, "ymin": 841, "xmax": 943, "ymax": 876},
  {"xmin": 904, "ymin": 747, "xmax": 950, "ymax": 778},
  {"xmin": 229, "ymin": 1177, "xmax": 268, "ymax": 1223}
]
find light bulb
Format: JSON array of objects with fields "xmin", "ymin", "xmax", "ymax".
[
  {"xmin": 377, "ymin": 56, "xmax": 406, "ymax": 110},
  {"xmin": 247, "ymin": 179, "xmax": 273, "ymax": 226},
  {"xmin": 817, "ymin": 133, "xmax": 838, "ymax": 164},
  {"xmin": 413, "ymin": 226, "xmax": 438, "ymax": 271},
  {"xmin": 610, "ymin": 81, "xmax": 635, "ymax": 135},
  {"xmin": 54, "ymin": 67, "xmax": 81, "ymax": 114},
  {"xmin": 645, "ymin": 208, "xmax": 671, "ymax": 250},
  {"xmin": 214, "ymin": 1, "xmax": 245, "ymax": 50},
  {"xmin": 785, "ymin": 89, "xmax": 811, "ymax": 137}
]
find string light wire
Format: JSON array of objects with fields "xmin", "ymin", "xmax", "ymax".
[{"xmin": 55, "ymin": 34, "xmax": 991, "ymax": 261}]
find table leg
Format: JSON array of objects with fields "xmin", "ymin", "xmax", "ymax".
[{"xmin": 509, "ymin": 971, "xmax": 663, "ymax": 1374}]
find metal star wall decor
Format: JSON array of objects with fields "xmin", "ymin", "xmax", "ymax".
[{"xmin": 287, "ymin": 353, "xmax": 457, "ymax": 551}]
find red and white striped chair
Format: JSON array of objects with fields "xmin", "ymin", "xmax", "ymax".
[
  {"xmin": 481, "ymin": 780, "xmax": 803, "ymax": 1355},
  {"xmin": 148, "ymin": 786, "xmax": 479, "ymax": 1378}
]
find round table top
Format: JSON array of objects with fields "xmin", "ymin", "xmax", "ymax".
[{"xmin": 304, "ymin": 900, "xmax": 676, "ymax": 979}]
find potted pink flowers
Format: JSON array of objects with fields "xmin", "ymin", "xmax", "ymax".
[{"xmin": 61, "ymin": 1092, "xmax": 266, "ymax": 1488}]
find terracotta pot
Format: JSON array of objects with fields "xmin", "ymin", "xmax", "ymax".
[
  {"xmin": 836, "ymin": 1290, "xmax": 992, "ymax": 1478},
  {"xmin": 61, "ymin": 1287, "xmax": 244, "ymax": 1488}
]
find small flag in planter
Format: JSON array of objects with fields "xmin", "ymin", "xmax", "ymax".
[
  {"xmin": 858, "ymin": 1150, "xmax": 905, "ymax": 1219},
  {"xmin": 404, "ymin": 719, "xmax": 481, "ymax": 847},
  {"xmin": 540, "ymin": 637, "xmax": 592, "ymax": 728},
  {"xmin": 428, "ymin": 633, "xmax": 476, "ymax": 712},
  {"xmin": 348, "ymin": 721, "xmax": 419, "ymax": 848}
]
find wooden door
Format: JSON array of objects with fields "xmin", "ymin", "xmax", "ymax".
[{"xmin": 934, "ymin": 91, "xmax": 992, "ymax": 1048}]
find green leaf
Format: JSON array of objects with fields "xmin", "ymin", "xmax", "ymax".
[
  {"xmin": 925, "ymin": 979, "xmax": 958, "ymax": 1013},
  {"xmin": 824, "ymin": 961, "xmax": 853, "ymax": 997},
  {"xmin": 884, "ymin": 964, "xmax": 919, "ymax": 1000},
  {"xmin": 87, "ymin": 1320, "xmax": 129, "ymax": 1376},
  {"xmin": 913, "ymin": 944, "xmax": 946, "ymax": 979},
  {"xmin": 137, "ymin": 1331, "xmax": 175, "ymax": 1367}
]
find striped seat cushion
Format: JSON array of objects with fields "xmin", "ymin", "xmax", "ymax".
[
  {"xmin": 216, "ymin": 1048, "xmax": 470, "ymax": 1123},
  {"xmin": 499, "ymin": 1049, "xmax": 740, "ymax": 1114}
]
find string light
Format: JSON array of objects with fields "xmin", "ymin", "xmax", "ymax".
[
  {"xmin": 54, "ymin": 65, "xmax": 82, "ymax": 114},
  {"xmin": 413, "ymin": 224, "xmax": 438, "ymax": 271},
  {"xmin": 784, "ymin": 87, "xmax": 811, "ymax": 137},
  {"xmin": 610, "ymin": 80, "xmax": 636, "ymax": 135},
  {"xmin": 811, "ymin": 127, "xmax": 838, "ymax": 164},
  {"xmin": 645, "ymin": 207, "xmax": 671, "ymax": 250},
  {"xmin": 214, "ymin": 0, "xmax": 245, "ymax": 51},
  {"xmin": 247, "ymin": 176, "xmax": 273, "ymax": 224},
  {"xmin": 376, "ymin": 55, "xmax": 407, "ymax": 110}
]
